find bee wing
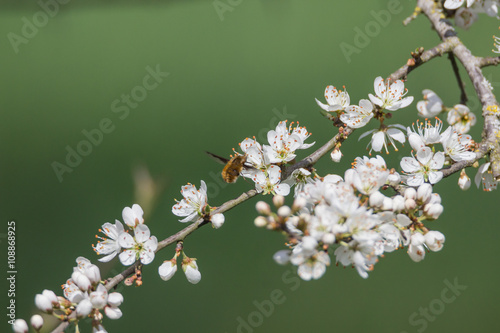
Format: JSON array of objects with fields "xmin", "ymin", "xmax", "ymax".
[
  {"xmin": 243, "ymin": 161, "xmax": 256, "ymax": 170},
  {"xmin": 205, "ymin": 151, "xmax": 230, "ymax": 165}
]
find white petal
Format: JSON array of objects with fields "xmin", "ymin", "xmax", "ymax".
[
  {"xmin": 387, "ymin": 128, "xmax": 406, "ymax": 144},
  {"xmin": 400, "ymin": 157, "xmax": 420, "ymax": 173},
  {"xmin": 275, "ymin": 183, "xmax": 291, "ymax": 196},
  {"xmin": 119, "ymin": 249, "xmax": 136, "ymax": 266},
  {"xmin": 416, "ymin": 147, "xmax": 432, "ymax": 165},
  {"xmin": 428, "ymin": 171, "xmax": 443, "ymax": 184},
  {"xmin": 104, "ymin": 306, "xmax": 123, "ymax": 320},
  {"xmin": 430, "ymin": 152, "xmax": 445, "ymax": 170},
  {"xmin": 368, "ymin": 93, "xmax": 383, "ymax": 107},
  {"xmin": 134, "ymin": 224, "xmax": 151, "ymax": 243},
  {"xmin": 118, "ymin": 232, "xmax": 135, "ymax": 248},
  {"xmin": 371, "ymin": 131, "xmax": 386, "ymax": 152}
]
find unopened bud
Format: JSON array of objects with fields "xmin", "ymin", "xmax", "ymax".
[
  {"xmin": 254, "ymin": 216, "xmax": 268, "ymax": 228},
  {"xmin": 277, "ymin": 206, "xmax": 291, "ymax": 218},
  {"xmin": 158, "ymin": 260, "xmax": 177, "ymax": 281},
  {"xmin": 381, "ymin": 197, "xmax": 393, "ymax": 211},
  {"xmin": 30, "ymin": 314, "xmax": 44, "ymax": 331},
  {"xmin": 12, "ymin": 319, "xmax": 28, "ymax": 333},
  {"xmin": 369, "ymin": 191, "xmax": 385, "ymax": 207},
  {"xmin": 273, "ymin": 250, "xmax": 291, "ymax": 265},
  {"xmin": 322, "ymin": 233, "xmax": 336, "ymax": 245},
  {"xmin": 424, "ymin": 231, "xmax": 445, "ymax": 252},
  {"xmin": 85, "ymin": 264, "xmax": 101, "ymax": 285},
  {"xmin": 256, "ymin": 201, "xmax": 271, "ymax": 215},
  {"xmin": 458, "ymin": 169, "xmax": 471, "ymax": 190},
  {"xmin": 35, "ymin": 294, "xmax": 52, "ymax": 313},
  {"xmin": 428, "ymin": 193, "xmax": 441, "ymax": 204},
  {"xmin": 71, "ymin": 271, "xmax": 91, "ymax": 292},
  {"xmin": 292, "ymin": 196, "xmax": 307, "ymax": 212},
  {"xmin": 387, "ymin": 170, "xmax": 401, "ymax": 186},
  {"xmin": 417, "ymin": 183, "xmax": 433, "ymax": 203},
  {"xmin": 42, "ymin": 290, "xmax": 59, "ymax": 306},
  {"xmin": 423, "ymin": 203, "xmax": 443, "ymax": 219},
  {"xmin": 273, "ymin": 195, "xmax": 285, "ymax": 208},
  {"xmin": 392, "ymin": 195, "xmax": 405, "ymax": 212},
  {"xmin": 76, "ymin": 299, "xmax": 92, "ymax": 318},
  {"xmin": 211, "ymin": 213, "xmax": 225, "ymax": 229},
  {"xmin": 404, "ymin": 187, "xmax": 417, "ymax": 200},
  {"xmin": 330, "ymin": 148, "xmax": 342, "ymax": 162},
  {"xmin": 302, "ymin": 236, "xmax": 318, "ymax": 251},
  {"xmin": 405, "ymin": 198, "xmax": 416, "ymax": 211}
]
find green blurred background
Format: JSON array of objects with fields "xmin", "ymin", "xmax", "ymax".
[{"xmin": 1, "ymin": 0, "xmax": 499, "ymax": 332}]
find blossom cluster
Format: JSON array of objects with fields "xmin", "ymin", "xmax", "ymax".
[
  {"xmin": 93, "ymin": 204, "xmax": 158, "ymax": 266},
  {"xmin": 400, "ymin": 118, "xmax": 476, "ymax": 186},
  {"xmin": 256, "ymin": 155, "xmax": 446, "ymax": 281},
  {"xmin": 172, "ymin": 180, "xmax": 225, "ymax": 227},
  {"xmin": 414, "ymin": 89, "xmax": 497, "ymax": 190},
  {"xmin": 13, "ymin": 257, "xmax": 124, "ymax": 333},
  {"xmin": 238, "ymin": 121, "xmax": 315, "ymax": 195},
  {"xmin": 316, "ymin": 76, "xmax": 413, "ymax": 155}
]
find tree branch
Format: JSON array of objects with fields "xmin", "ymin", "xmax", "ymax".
[
  {"xmin": 418, "ymin": 0, "xmax": 500, "ymax": 180},
  {"xmin": 50, "ymin": 3, "xmax": 500, "ymax": 332},
  {"xmin": 479, "ymin": 56, "xmax": 500, "ymax": 68}
]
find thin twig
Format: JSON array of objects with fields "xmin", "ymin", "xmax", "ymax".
[
  {"xmin": 478, "ymin": 56, "xmax": 500, "ymax": 68},
  {"xmin": 448, "ymin": 52, "xmax": 468, "ymax": 104},
  {"xmin": 389, "ymin": 41, "xmax": 453, "ymax": 81}
]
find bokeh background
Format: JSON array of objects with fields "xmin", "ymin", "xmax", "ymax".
[{"xmin": 1, "ymin": 1, "xmax": 499, "ymax": 332}]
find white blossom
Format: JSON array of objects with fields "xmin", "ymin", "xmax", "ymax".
[
  {"xmin": 440, "ymin": 127, "xmax": 476, "ymax": 162},
  {"xmin": 265, "ymin": 121, "xmax": 315, "ymax": 164},
  {"xmin": 118, "ymin": 224, "xmax": 158, "ymax": 265},
  {"xmin": 417, "ymin": 89, "xmax": 443, "ymax": 117},
  {"xmin": 401, "ymin": 148, "xmax": 445, "ymax": 186},
  {"xmin": 340, "ymin": 99, "xmax": 374, "ymax": 128},
  {"xmin": 454, "ymin": 7, "xmax": 478, "ymax": 29},
  {"xmin": 93, "ymin": 220, "xmax": 124, "ymax": 262},
  {"xmin": 315, "ymin": 85, "xmax": 350, "ymax": 112},
  {"xmin": 359, "ymin": 124, "xmax": 406, "ymax": 154},
  {"xmin": 474, "ymin": 162, "xmax": 498, "ymax": 191},
  {"xmin": 122, "ymin": 204, "xmax": 144, "ymax": 228},
  {"xmin": 252, "ymin": 166, "xmax": 290, "ymax": 196},
  {"xmin": 444, "ymin": 0, "xmax": 476, "ymax": 10},
  {"xmin": 447, "ymin": 104, "xmax": 476, "ymax": 134},
  {"xmin": 368, "ymin": 76, "xmax": 414, "ymax": 111},
  {"xmin": 407, "ymin": 118, "xmax": 443, "ymax": 149},
  {"xmin": 172, "ymin": 181, "xmax": 208, "ymax": 222}
]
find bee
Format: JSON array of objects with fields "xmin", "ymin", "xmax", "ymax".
[{"xmin": 206, "ymin": 151, "xmax": 253, "ymax": 183}]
